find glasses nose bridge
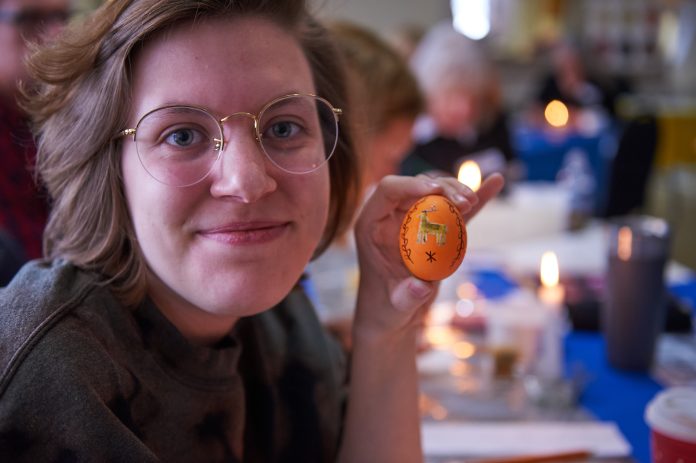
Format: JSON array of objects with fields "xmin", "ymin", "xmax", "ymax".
[{"xmin": 215, "ymin": 111, "xmax": 261, "ymax": 153}]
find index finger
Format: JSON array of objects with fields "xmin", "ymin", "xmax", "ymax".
[{"xmin": 359, "ymin": 175, "xmax": 445, "ymax": 219}]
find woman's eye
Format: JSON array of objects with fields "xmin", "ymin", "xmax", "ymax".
[
  {"xmin": 268, "ymin": 121, "xmax": 302, "ymax": 139},
  {"xmin": 164, "ymin": 128, "xmax": 202, "ymax": 147}
]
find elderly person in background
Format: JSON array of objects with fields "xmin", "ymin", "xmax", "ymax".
[
  {"xmin": 0, "ymin": 0, "xmax": 70, "ymax": 283},
  {"xmin": 400, "ymin": 21, "xmax": 516, "ymax": 181}
]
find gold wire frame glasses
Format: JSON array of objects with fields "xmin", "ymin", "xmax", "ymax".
[{"xmin": 118, "ymin": 93, "xmax": 342, "ymax": 187}]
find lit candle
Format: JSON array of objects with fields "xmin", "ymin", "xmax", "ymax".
[
  {"xmin": 457, "ymin": 160, "xmax": 481, "ymax": 192},
  {"xmin": 537, "ymin": 251, "xmax": 566, "ymax": 382},
  {"xmin": 538, "ymin": 251, "xmax": 565, "ymax": 306},
  {"xmin": 544, "ymin": 99, "xmax": 569, "ymax": 128}
]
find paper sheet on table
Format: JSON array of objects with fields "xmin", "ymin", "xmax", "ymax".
[{"xmin": 422, "ymin": 421, "xmax": 632, "ymax": 457}]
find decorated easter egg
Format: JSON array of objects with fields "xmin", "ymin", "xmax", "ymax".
[{"xmin": 399, "ymin": 195, "xmax": 467, "ymax": 281}]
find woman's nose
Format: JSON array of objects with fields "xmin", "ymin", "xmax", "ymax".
[{"xmin": 208, "ymin": 124, "xmax": 277, "ymax": 202}]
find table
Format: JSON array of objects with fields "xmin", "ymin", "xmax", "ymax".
[
  {"xmin": 420, "ymin": 187, "xmax": 696, "ymax": 462},
  {"xmin": 565, "ymin": 332, "xmax": 662, "ymax": 463},
  {"xmin": 421, "ymin": 266, "xmax": 695, "ymax": 463}
]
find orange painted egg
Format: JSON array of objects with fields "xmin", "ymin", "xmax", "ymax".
[{"xmin": 399, "ymin": 195, "xmax": 467, "ymax": 281}]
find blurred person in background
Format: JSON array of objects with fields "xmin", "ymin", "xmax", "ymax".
[
  {"xmin": 309, "ymin": 20, "xmax": 424, "ymax": 349},
  {"xmin": 332, "ymin": 20, "xmax": 424, "ymax": 194},
  {"xmin": 0, "ymin": 0, "xmax": 71, "ymax": 284},
  {"xmin": 400, "ymin": 21, "xmax": 516, "ymax": 182},
  {"xmin": 531, "ymin": 38, "xmax": 632, "ymax": 123},
  {"xmin": 386, "ymin": 23, "xmax": 425, "ymax": 62},
  {"xmin": 535, "ymin": 39, "xmax": 604, "ymax": 110}
]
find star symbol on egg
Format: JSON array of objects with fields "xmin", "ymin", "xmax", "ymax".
[{"xmin": 425, "ymin": 251, "xmax": 436, "ymax": 262}]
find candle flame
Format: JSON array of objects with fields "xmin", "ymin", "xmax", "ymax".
[
  {"xmin": 545, "ymin": 99, "xmax": 569, "ymax": 128},
  {"xmin": 457, "ymin": 160, "xmax": 481, "ymax": 192},
  {"xmin": 540, "ymin": 251, "xmax": 560, "ymax": 287},
  {"xmin": 617, "ymin": 226, "xmax": 633, "ymax": 261}
]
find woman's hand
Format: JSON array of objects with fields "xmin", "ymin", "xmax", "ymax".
[
  {"xmin": 338, "ymin": 173, "xmax": 504, "ymax": 463},
  {"xmin": 352, "ymin": 172, "xmax": 504, "ymax": 341}
]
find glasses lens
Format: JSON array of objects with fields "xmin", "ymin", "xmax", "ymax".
[
  {"xmin": 258, "ymin": 95, "xmax": 338, "ymax": 174},
  {"xmin": 134, "ymin": 107, "xmax": 221, "ymax": 187}
]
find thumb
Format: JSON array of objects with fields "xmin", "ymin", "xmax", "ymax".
[{"xmin": 390, "ymin": 277, "xmax": 436, "ymax": 313}]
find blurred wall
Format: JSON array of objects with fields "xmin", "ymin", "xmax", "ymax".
[{"xmin": 311, "ymin": 0, "xmax": 451, "ymax": 37}]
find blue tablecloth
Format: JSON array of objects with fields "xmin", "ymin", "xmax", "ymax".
[
  {"xmin": 470, "ymin": 268, "xmax": 695, "ymax": 463},
  {"xmin": 565, "ymin": 332, "xmax": 662, "ymax": 463}
]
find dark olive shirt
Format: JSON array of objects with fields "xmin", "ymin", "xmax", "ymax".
[{"xmin": 0, "ymin": 260, "xmax": 346, "ymax": 462}]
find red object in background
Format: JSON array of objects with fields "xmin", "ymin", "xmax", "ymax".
[
  {"xmin": 645, "ymin": 387, "xmax": 696, "ymax": 463},
  {"xmin": 650, "ymin": 430, "xmax": 696, "ymax": 463}
]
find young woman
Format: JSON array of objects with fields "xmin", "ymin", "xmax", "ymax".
[{"xmin": 0, "ymin": 1, "xmax": 503, "ymax": 461}]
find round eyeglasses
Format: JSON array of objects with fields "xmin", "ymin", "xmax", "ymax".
[{"xmin": 118, "ymin": 93, "xmax": 342, "ymax": 187}]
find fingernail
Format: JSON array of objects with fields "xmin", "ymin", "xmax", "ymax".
[
  {"xmin": 453, "ymin": 194, "xmax": 473, "ymax": 212},
  {"xmin": 408, "ymin": 278, "xmax": 433, "ymax": 298}
]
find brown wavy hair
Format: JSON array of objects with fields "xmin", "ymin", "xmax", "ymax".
[
  {"xmin": 22, "ymin": 0, "xmax": 360, "ymax": 306},
  {"xmin": 330, "ymin": 20, "xmax": 423, "ymax": 136}
]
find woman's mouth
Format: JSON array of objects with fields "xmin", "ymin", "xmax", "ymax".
[{"xmin": 198, "ymin": 222, "xmax": 289, "ymax": 245}]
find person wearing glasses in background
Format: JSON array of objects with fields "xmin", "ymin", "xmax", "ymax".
[
  {"xmin": 0, "ymin": 0, "xmax": 503, "ymax": 461},
  {"xmin": 0, "ymin": 0, "xmax": 70, "ymax": 284}
]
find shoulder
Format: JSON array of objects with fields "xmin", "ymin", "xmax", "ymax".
[
  {"xmin": 0, "ymin": 317, "xmax": 144, "ymax": 462},
  {"xmin": 0, "ymin": 260, "xmax": 118, "ymax": 395},
  {"xmin": 1, "ymin": 316, "xmax": 123, "ymax": 403}
]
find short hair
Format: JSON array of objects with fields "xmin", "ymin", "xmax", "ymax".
[
  {"xmin": 329, "ymin": 21, "xmax": 423, "ymax": 135},
  {"xmin": 411, "ymin": 21, "xmax": 493, "ymax": 96},
  {"xmin": 22, "ymin": 0, "xmax": 360, "ymax": 306},
  {"xmin": 410, "ymin": 20, "xmax": 502, "ymax": 122}
]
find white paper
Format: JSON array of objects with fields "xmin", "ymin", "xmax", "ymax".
[{"xmin": 422, "ymin": 421, "xmax": 632, "ymax": 457}]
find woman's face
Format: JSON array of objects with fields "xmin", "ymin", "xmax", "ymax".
[
  {"xmin": 121, "ymin": 17, "xmax": 330, "ymax": 342},
  {"xmin": 429, "ymin": 84, "xmax": 480, "ymax": 138}
]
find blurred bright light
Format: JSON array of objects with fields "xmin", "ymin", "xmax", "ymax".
[
  {"xmin": 452, "ymin": 340, "xmax": 477, "ymax": 360},
  {"xmin": 544, "ymin": 99, "xmax": 569, "ymax": 127},
  {"xmin": 457, "ymin": 160, "xmax": 482, "ymax": 192},
  {"xmin": 424, "ymin": 325, "xmax": 459, "ymax": 348},
  {"xmin": 451, "ymin": 0, "xmax": 490, "ymax": 40},
  {"xmin": 456, "ymin": 282, "xmax": 478, "ymax": 300},
  {"xmin": 455, "ymin": 299, "xmax": 475, "ymax": 318},
  {"xmin": 540, "ymin": 251, "xmax": 560, "ymax": 287}
]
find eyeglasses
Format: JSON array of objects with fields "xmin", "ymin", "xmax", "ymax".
[
  {"xmin": 118, "ymin": 93, "xmax": 342, "ymax": 187},
  {"xmin": 0, "ymin": 9, "xmax": 71, "ymax": 37}
]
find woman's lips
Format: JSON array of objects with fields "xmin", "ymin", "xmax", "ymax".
[{"xmin": 198, "ymin": 222, "xmax": 289, "ymax": 245}]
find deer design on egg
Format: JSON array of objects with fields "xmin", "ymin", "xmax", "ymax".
[{"xmin": 416, "ymin": 205, "xmax": 447, "ymax": 246}]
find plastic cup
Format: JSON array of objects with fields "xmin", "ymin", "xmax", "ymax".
[
  {"xmin": 645, "ymin": 387, "xmax": 696, "ymax": 463},
  {"xmin": 485, "ymin": 290, "xmax": 546, "ymax": 378}
]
